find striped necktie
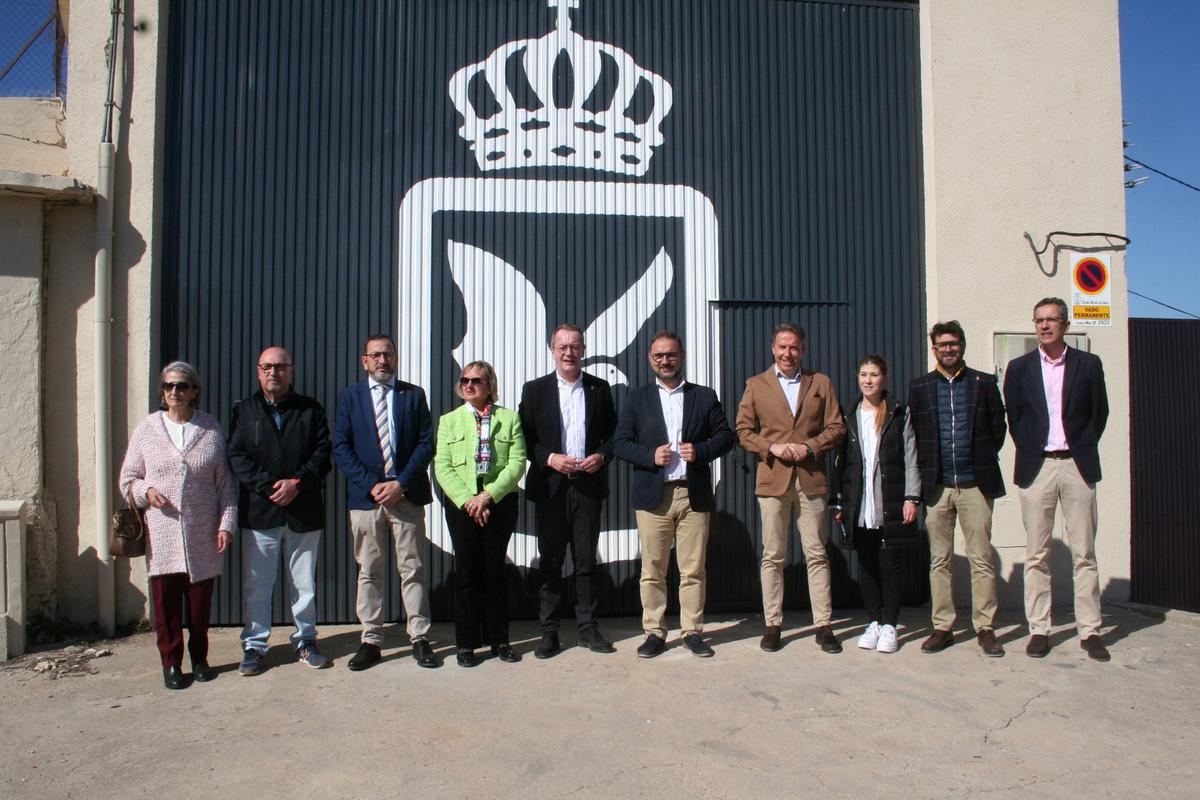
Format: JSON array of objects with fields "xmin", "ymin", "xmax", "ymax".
[{"xmin": 374, "ymin": 384, "xmax": 395, "ymax": 477}]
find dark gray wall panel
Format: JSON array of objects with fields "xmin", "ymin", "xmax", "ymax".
[
  {"xmin": 162, "ymin": 0, "xmax": 924, "ymax": 625},
  {"xmin": 1129, "ymin": 319, "xmax": 1200, "ymax": 612}
]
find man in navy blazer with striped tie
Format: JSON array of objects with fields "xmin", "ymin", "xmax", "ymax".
[{"xmin": 333, "ymin": 333, "xmax": 439, "ymax": 671}]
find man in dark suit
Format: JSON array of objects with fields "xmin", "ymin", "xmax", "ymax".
[
  {"xmin": 518, "ymin": 323, "xmax": 618, "ymax": 658},
  {"xmin": 333, "ymin": 334, "xmax": 439, "ymax": 671},
  {"xmin": 228, "ymin": 346, "xmax": 332, "ymax": 675},
  {"xmin": 908, "ymin": 320, "xmax": 1007, "ymax": 657},
  {"xmin": 612, "ymin": 331, "xmax": 735, "ymax": 658},
  {"xmin": 1004, "ymin": 297, "xmax": 1110, "ymax": 661}
]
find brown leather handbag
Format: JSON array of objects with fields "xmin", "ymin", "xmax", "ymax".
[{"xmin": 110, "ymin": 486, "xmax": 146, "ymax": 558}]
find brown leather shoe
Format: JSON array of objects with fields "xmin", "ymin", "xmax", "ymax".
[
  {"xmin": 976, "ymin": 629, "xmax": 1004, "ymax": 657},
  {"xmin": 1080, "ymin": 635, "xmax": 1110, "ymax": 662},
  {"xmin": 760, "ymin": 625, "xmax": 782, "ymax": 652},
  {"xmin": 1026, "ymin": 634, "xmax": 1050, "ymax": 658},
  {"xmin": 920, "ymin": 629, "xmax": 954, "ymax": 653},
  {"xmin": 814, "ymin": 625, "xmax": 842, "ymax": 654}
]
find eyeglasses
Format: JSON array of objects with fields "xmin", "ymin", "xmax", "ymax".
[
  {"xmin": 257, "ymin": 363, "xmax": 292, "ymax": 373},
  {"xmin": 933, "ymin": 341, "xmax": 963, "ymax": 351},
  {"xmin": 459, "ymin": 376, "xmax": 487, "ymax": 387},
  {"xmin": 650, "ymin": 351, "xmax": 681, "ymax": 361},
  {"xmin": 162, "ymin": 381, "xmax": 192, "ymax": 392},
  {"xmin": 553, "ymin": 344, "xmax": 584, "ymax": 354},
  {"xmin": 364, "ymin": 351, "xmax": 396, "ymax": 361},
  {"xmin": 1033, "ymin": 316, "xmax": 1065, "ymax": 325}
]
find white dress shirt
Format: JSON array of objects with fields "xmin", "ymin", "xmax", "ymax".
[
  {"xmin": 857, "ymin": 406, "xmax": 881, "ymax": 528},
  {"xmin": 557, "ymin": 374, "xmax": 587, "ymax": 461},
  {"xmin": 162, "ymin": 416, "xmax": 193, "ymax": 452},
  {"xmin": 657, "ymin": 380, "xmax": 688, "ymax": 481},
  {"xmin": 775, "ymin": 367, "xmax": 803, "ymax": 416}
]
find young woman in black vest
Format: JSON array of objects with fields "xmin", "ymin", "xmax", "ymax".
[{"xmin": 831, "ymin": 355, "xmax": 921, "ymax": 653}]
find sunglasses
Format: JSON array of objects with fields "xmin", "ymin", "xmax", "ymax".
[
  {"xmin": 162, "ymin": 381, "xmax": 192, "ymax": 392},
  {"xmin": 459, "ymin": 376, "xmax": 487, "ymax": 387}
]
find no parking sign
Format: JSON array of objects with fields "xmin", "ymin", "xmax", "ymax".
[{"xmin": 1070, "ymin": 253, "xmax": 1111, "ymax": 326}]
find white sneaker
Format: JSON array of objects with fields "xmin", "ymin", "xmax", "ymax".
[
  {"xmin": 858, "ymin": 621, "xmax": 881, "ymax": 650},
  {"xmin": 876, "ymin": 624, "xmax": 898, "ymax": 653}
]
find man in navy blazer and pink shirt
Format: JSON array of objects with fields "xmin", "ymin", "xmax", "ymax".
[
  {"xmin": 333, "ymin": 333, "xmax": 440, "ymax": 671},
  {"xmin": 1003, "ymin": 298, "xmax": 1111, "ymax": 662},
  {"xmin": 612, "ymin": 331, "xmax": 735, "ymax": 658}
]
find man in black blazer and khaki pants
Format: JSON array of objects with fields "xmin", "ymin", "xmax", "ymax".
[
  {"xmin": 1004, "ymin": 297, "xmax": 1110, "ymax": 661},
  {"xmin": 612, "ymin": 331, "xmax": 735, "ymax": 658},
  {"xmin": 519, "ymin": 323, "xmax": 618, "ymax": 658}
]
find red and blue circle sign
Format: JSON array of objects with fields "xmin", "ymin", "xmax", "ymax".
[{"xmin": 1073, "ymin": 257, "xmax": 1108, "ymax": 295}]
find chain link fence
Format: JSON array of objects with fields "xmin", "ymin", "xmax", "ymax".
[{"xmin": 0, "ymin": 0, "xmax": 67, "ymax": 98}]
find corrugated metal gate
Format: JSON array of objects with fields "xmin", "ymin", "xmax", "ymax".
[
  {"xmin": 161, "ymin": 0, "xmax": 925, "ymax": 625},
  {"xmin": 1129, "ymin": 319, "xmax": 1200, "ymax": 612}
]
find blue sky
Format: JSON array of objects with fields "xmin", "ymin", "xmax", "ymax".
[{"xmin": 1120, "ymin": 0, "xmax": 1200, "ymax": 318}]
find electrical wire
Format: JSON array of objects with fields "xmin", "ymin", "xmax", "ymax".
[
  {"xmin": 1124, "ymin": 157, "xmax": 1200, "ymax": 193},
  {"xmin": 1128, "ymin": 289, "xmax": 1200, "ymax": 320}
]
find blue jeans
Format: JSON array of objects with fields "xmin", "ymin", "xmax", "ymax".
[{"xmin": 240, "ymin": 526, "xmax": 321, "ymax": 653}]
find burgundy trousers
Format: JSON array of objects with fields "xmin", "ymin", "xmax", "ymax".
[{"xmin": 150, "ymin": 573, "xmax": 214, "ymax": 667}]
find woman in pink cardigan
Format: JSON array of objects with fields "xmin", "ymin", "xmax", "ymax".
[{"xmin": 119, "ymin": 361, "xmax": 238, "ymax": 690}]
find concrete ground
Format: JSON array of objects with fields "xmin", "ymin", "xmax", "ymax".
[{"xmin": 1, "ymin": 605, "xmax": 1197, "ymax": 799}]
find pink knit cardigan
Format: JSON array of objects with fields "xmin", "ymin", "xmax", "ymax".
[{"xmin": 118, "ymin": 410, "xmax": 238, "ymax": 581}]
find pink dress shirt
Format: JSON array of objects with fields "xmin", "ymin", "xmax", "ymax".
[{"xmin": 1039, "ymin": 346, "xmax": 1069, "ymax": 451}]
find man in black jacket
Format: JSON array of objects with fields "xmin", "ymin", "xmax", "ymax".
[
  {"xmin": 518, "ymin": 324, "xmax": 618, "ymax": 658},
  {"xmin": 228, "ymin": 346, "xmax": 332, "ymax": 675},
  {"xmin": 1004, "ymin": 298, "xmax": 1110, "ymax": 661},
  {"xmin": 908, "ymin": 321, "xmax": 1007, "ymax": 657},
  {"xmin": 612, "ymin": 331, "xmax": 735, "ymax": 658}
]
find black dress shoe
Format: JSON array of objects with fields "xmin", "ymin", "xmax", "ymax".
[
  {"xmin": 347, "ymin": 642, "xmax": 382, "ymax": 671},
  {"xmin": 578, "ymin": 627, "xmax": 616, "ymax": 653},
  {"xmin": 491, "ymin": 644, "xmax": 521, "ymax": 663},
  {"xmin": 760, "ymin": 625, "xmax": 782, "ymax": 652},
  {"xmin": 162, "ymin": 665, "xmax": 187, "ymax": 690},
  {"xmin": 682, "ymin": 633, "xmax": 715, "ymax": 658},
  {"xmin": 456, "ymin": 649, "xmax": 480, "ymax": 668},
  {"xmin": 412, "ymin": 639, "xmax": 441, "ymax": 668},
  {"xmin": 1080, "ymin": 635, "xmax": 1110, "ymax": 662},
  {"xmin": 921, "ymin": 629, "xmax": 954, "ymax": 653},
  {"xmin": 815, "ymin": 625, "xmax": 842, "ymax": 654},
  {"xmin": 191, "ymin": 661, "xmax": 218, "ymax": 682},
  {"xmin": 637, "ymin": 633, "xmax": 666, "ymax": 658},
  {"xmin": 1026, "ymin": 634, "xmax": 1050, "ymax": 658},
  {"xmin": 534, "ymin": 631, "xmax": 561, "ymax": 659}
]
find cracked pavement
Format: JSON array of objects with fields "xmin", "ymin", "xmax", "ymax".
[{"xmin": 1, "ymin": 605, "xmax": 1196, "ymax": 799}]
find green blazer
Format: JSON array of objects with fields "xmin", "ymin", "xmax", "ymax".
[{"xmin": 434, "ymin": 403, "xmax": 527, "ymax": 508}]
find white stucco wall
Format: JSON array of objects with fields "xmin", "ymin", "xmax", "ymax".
[
  {"xmin": 920, "ymin": 0, "xmax": 1130, "ymax": 612},
  {"xmin": 0, "ymin": 98, "xmax": 67, "ymax": 176},
  {"xmin": 44, "ymin": 0, "xmax": 160, "ymax": 625}
]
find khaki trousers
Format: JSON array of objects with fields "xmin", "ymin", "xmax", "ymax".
[
  {"xmin": 349, "ymin": 498, "xmax": 432, "ymax": 643},
  {"xmin": 757, "ymin": 475, "xmax": 830, "ymax": 628},
  {"xmin": 926, "ymin": 485, "xmax": 998, "ymax": 632},
  {"xmin": 1019, "ymin": 458, "xmax": 1102, "ymax": 638},
  {"xmin": 634, "ymin": 483, "xmax": 710, "ymax": 638}
]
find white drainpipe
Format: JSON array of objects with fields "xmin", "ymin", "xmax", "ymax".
[{"xmin": 94, "ymin": 0, "xmax": 124, "ymax": 636}]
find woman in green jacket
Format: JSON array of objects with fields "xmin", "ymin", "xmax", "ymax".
[{"xmin": 434, "ymin": 360, "xmax": 528, "ymax": 667}]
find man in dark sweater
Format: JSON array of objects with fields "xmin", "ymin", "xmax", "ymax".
[
  {"xmin": 907, "ymin": 321, "xmax": 1007, "ymax": 657},
  {"xmin": 228, "ymin": 346, "xmax": 333, "ymax": 674}
]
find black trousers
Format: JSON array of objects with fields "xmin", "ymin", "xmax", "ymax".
[
  {"xmin": 443, "ymin": 493, "xmax": 519, "ymax": 650},
  {"xmin": 535, "ymin": 482, "xmax": 603, "ymax": 632},
  {"xmin": 855, "ymin": 527, "xmax": 902, "ymax": 627}
]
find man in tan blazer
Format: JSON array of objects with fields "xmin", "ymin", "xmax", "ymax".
[{"xmin": 736, "ymin": 323, "xmax": 846, "ymax": 653}]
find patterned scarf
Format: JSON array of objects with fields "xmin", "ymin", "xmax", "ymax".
[{"xmin": 473, "ymin": 404, "xmax": 493, "ymax": 476}]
